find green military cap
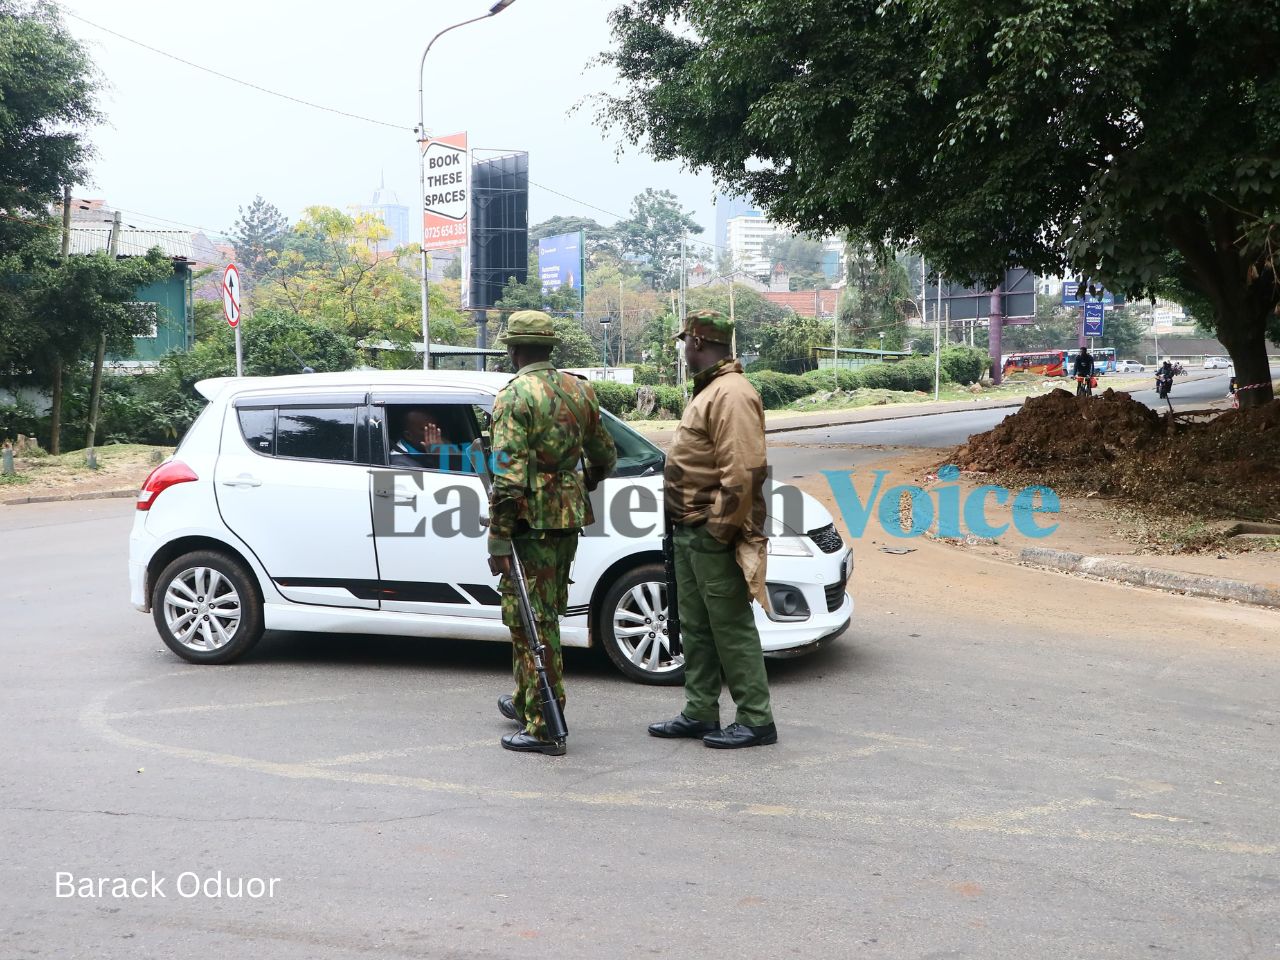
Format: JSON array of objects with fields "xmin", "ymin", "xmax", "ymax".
[
  {"xmin": 674, "ymin": 308, "xmax": 733, "ymax": 345},
  {"xmin": 497, "ymin": 310, "xmax": 561, "ymax": 347}
]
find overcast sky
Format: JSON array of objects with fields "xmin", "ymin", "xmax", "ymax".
[{"xmin": 58, "ymin": 0, "xmax": 721, "ymax": 246}]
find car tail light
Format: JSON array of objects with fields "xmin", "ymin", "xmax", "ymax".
[{"xmin": 137, "ymin": 460, "xmax": 198, "ymax": 511}]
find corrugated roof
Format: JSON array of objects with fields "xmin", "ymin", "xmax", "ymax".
[{"xmin": 67, "ymin": 227, "xmax": 196, "ymax": 261}]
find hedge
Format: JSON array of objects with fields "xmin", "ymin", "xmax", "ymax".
[
  {"xmin": 939, "ymin": 346, "xmax": 988, "ymax": 385},
  {"xmin": 744, "ymin": 371, "xmax": 812, "ymax": 409}
]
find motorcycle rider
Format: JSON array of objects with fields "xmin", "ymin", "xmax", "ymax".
[{"xmin": 1157, "ymin": 359, "xmax": 1174, "ymax": 399}]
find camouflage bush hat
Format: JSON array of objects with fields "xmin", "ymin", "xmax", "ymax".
[
  {"xmin": 674, "ymin": 308, "xmax": 734, "ymax": 345},
  {"xmin": 498, "ymin": 310, "xmax": 561, "ymax": 347}
]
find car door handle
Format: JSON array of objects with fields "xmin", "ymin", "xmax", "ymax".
[{"xmin": 221, "ymin": 474, "xmax": 262, "ymax": 488}]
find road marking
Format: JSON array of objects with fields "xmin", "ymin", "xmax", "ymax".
[
  {"xmin": 1130, "ymin": 812, "xmax": 1194, "ymax": 823},
  {"xmin": 80, "ymin": 675, "xmax": 1278, "ymax": 858},
  {"xmin": 103, "ymin": 696, "xmax": 349, "ymax": 720}
]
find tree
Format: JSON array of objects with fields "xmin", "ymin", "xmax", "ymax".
[
  {"xmin": 600, "ymin": 0, "xmax": 1280, "ymax": 406},
  {"xmin": 756, "ymin": 313, "xmax": 832, "ymax": 374},
  {"xmin": 253, "ymin": 206, "xmax": 467, "ymax": 348},
  {"xmin": 839, "ymin": 247, "xmax": 911, "ymax": 347},
  {"xmin": 229, "ymin": 195, "xmax": 289, "ymax": 282},
  {"xmin": 762, "ymin": 233, "xmax": 827, "ymax": 290},
  {"xmin": 685, "ymin": 283, "xmax": 787, "ymax": 354},
  {"xmin": 612, "ymin": 188, "xmax": 703, "ymax": 288},
  {"xmin": 11, "ymin": 241, "xmax": 171, "ymax": 452},
  {"xmin": 0, "ymin": 1, "xmax": 98, "ymax": 257}
]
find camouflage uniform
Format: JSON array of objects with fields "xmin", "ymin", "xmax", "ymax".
[{"xmin": 489, "ymin": 312, "xmax": 617, "ymax": 740}]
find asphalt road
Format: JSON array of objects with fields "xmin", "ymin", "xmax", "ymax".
[
  {"xmin": 779, "ymin": 368, "xmax": 1265, "ymax": 451},
  {"xmin": 3, "ymin": 498, "xmax": 1277, "ymax": 958}
]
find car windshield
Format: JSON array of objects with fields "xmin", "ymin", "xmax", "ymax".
[{"xmin": 601, "ymin": 410, "xmax": 665, "ymax": 477}]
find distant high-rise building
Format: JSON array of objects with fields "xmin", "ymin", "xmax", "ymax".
[
  {"xmin": 714, "ymin": 192, "xmax": 760, "ymax": 251},
  {"xmin": 354, "ymin": 174, "xmax": 411, "ymax": 251},
  {"xmin": 726, "ymin": 213, "xmax": 782, "ymax": 279}
]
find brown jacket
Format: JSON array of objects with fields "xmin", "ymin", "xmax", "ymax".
[{"xmin": 664, "ymin": 359, "xmax": 768, "ymax": 607}]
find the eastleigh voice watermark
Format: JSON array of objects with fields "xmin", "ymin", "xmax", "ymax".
[
  {"xmin": 55, "ymin": 871, "xmax": 280, "ymax": 900},
  {"xmin": 368, "ymin": 462, "xmax": 1060, "ymax": 542}
]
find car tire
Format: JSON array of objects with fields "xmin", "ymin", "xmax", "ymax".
[
  {"xmin": 151, "ymin": 550, "xmax": 264, "ymax": 664},
  {"xmin": 595, "ymin": 562, "xmax": 684, "ymax": 685}
]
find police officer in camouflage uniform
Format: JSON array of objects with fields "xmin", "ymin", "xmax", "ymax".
[{"xmin": 488, "ymin": 311, "xmax": 617, "ymax": 756}]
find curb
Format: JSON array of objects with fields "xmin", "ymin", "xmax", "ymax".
[
  {"xmin": 764, "ymin": 398, "xmax": 1028, "ymax": 435},
  {"xmin": 1020, "ymin": 546, "xmax": 1280, "ymax": 610},
  {"xmin": 1, "ymin": 488, "xmax": 136, "ymax": 507}
]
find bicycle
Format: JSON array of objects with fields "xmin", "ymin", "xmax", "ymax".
[{"xmin": 1075, "ymin": 374, "xmax": 1094, "ymax": 398}]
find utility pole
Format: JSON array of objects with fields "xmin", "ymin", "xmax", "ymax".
[
  {"xmin": 85, "ymin": 209, "xmax": 122, "ymax": 456},
  {"xmin": 934, "ymin": 272, "xmax": 942, "ymax": 402},
  {"xmin": 49, "ymin": 186, "xmax": 74, "ymax": 455},
  {"xmin": 618, "ymin": 278, "xmax": 625, "ymax": 364},
  {"xmin": 678, "ymin": 232, "xmax": 687, "ymax": 389}
]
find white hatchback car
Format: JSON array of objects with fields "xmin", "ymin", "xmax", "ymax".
[
  {"xmin": 128, "ymin": 371, "xmax": 853, "ymax": 684},
  {"xmin": 1203, "ymin": 356, "xmax": 1232, "ymax": 369},
  {"xmin": 1115, "ymin": 360, "xmax": 1145, "ymax": 373}
]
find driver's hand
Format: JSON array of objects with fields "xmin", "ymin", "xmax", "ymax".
[{"xmin": 488, "ymin": 555, "xmax": 512, "ymax": 578}]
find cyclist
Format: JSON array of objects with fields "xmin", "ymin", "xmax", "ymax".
[{"xmin": 1073, "ymin": 347, "xmax": 1095, "ymax": 397}]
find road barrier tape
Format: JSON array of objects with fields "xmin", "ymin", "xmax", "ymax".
[{"xmin": 1235, "ymin": 381, "xmax": 1271, "ymax": 393}]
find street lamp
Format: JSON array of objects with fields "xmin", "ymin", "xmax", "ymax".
[
  {"xmin": 416, "ymin": 0, "xmax": 519, "ymax": 370},
  {"xmin": 879, "ymin": 331, "xmax": 886, "ymax": 361},
  {"xmin": 599, "ymin": 316, "xmax": 612, "ymax": 379}
]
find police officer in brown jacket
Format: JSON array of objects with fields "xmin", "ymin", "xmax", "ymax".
[{"xmin": 648, "ymin": 309, "xmax": 776, "ymax": 748}]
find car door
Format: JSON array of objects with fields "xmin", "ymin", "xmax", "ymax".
[
  {"xmin": 367, "ymin": 392, "xmax": 501, "ymax": 620},
  {"xmin": 214, "ymin": 392, "xmax": 381, "ymax": 609}
]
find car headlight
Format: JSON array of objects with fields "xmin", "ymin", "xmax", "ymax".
[{"xmin": 767, "ymin": 536, "xmax": 813, "ymax": 557}]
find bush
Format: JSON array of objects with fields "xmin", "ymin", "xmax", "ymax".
[
  {"xmin": 940, "ymin": 346, "xmax": 989, "ymax": 385},
  {"xmin": 652, "ymin": 384, "xmax": 685, "ymax": 417},
  {"xmin": 800, "ymin": 368, "xmax": 860, "ymax": 392},
  {"xmin": 591, "ymin": 381, "xmax": 640, "ymax": 418},
  {"xmin": 745, "ymin": 371, "xmax": 811, "ymax": 409},
  {"xmin": 632, "ymin": 364, "xmax": 660, "ymax": 386},
  {"xmin": 0, "ymin": 399, "xmax": 40, "ymax": 442}
]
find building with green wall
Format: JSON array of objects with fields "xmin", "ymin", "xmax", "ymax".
[{"xmin": 69, "ymin": 227, "xmax": 196, "ymax": 367}]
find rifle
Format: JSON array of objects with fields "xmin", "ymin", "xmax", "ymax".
[
  {"xmin": 471, "ymin": 439, "xmax": 568, "ymax": 746},
  {"xmin": 662, "ymin": 513, "xmax": 682, "ymax": 657}
]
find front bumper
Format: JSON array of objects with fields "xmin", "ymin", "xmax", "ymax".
[{"xmin": 754, "ymin": 547, "xmax": 853, "ymax": 654}]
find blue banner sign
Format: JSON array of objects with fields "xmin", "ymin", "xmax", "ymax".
[
  {"xmin": 538, "ymin": 231, "xmax": 584, "ymax": 296},
  {"xmin": 1083, "ymin": 302, "xmax": 1105, "ymax": 337},
  {"xmin": 1063, "ymin": 280, "xmax": 1120, "ymax": 306}
]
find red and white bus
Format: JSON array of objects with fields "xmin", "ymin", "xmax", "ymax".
[{"xmin": 1002, "ymin": 351, "xmax": 1068, "ymax": 377}]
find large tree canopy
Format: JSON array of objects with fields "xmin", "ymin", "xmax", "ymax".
[
  {"xmin": 600, "ymin": 0, "xmax": 1280, "ymax": 404},
  {"xmin": 0, "ymin": 1, "xmax": 97, "ymax": 255}
]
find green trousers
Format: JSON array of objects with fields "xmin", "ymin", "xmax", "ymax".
[
  {"xmin": 675, "ymin": 524, "xmax": 774, "ymax": 727},
  {"xmin": 501, "ymin": 533, "xmax": 578, "ymax": 739}
]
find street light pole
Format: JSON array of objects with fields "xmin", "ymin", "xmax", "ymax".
[{"xmin": 417, "ymin": 0, "xmax": 518, "ymax": 371}]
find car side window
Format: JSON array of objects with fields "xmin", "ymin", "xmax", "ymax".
[
  {"xmin": 276, "ymin": 407, "xmax": 358, "ymax": 463},
  {"xmin": 238, "ymin": 408, "xmax": 275, "ymax": 456},
  {"xmin": 381, "ymin": 402, "xmax": 482, "ymax": 473}
]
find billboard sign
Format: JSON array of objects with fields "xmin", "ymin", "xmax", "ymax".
[
  {"xmin": 538, "ymin": 231, "xmax": 585, "ymax": 297},
  {"xmin": 421, "ymin": 131, "xmax": 468, "ymax": 251},
  {"xmin": 926, "ymin": 267, "xmax": 1037, "ymax": 325},
  {"xmin": 1084, "ymin": 302, "xmax": 1105, "ymax": 337},
  {"xmin": 1063, "ymin": 280, "xmax": 1121, "ymax": 306}
]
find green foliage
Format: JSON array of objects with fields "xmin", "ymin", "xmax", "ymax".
[
  {"xmin": 651, "ymin": 384, "xmax": 685, "ymax": 416},
  {"xmin": 229, "ymin": 195, "xmax": 288, "ymax": 282},
  {"xmin": 744, "ymin": 371, "xmax": 811, "ymax": 409},
  {"xmin": 611, "ymin": 188, "xmax": 703, "ymax": 288},
  {"xmin": 632, "ymin": 364, "xmax": 659, "ymax": 385},
  {"xmin": 592, "ymin": 381, "xmax": 638, "ymax": 417},
  {"xmin": 939, "ymin": 347, "xmax": 988, "ymax": 386},
  {"xmin": 599, "ymin": 0, "xmax": 1280, "ymax": 403},
  {"xmin": 685, "ymin": 284, "xmax": 787, "ymax": 356},
  {"xmin": 839, "ymin": 247, "xmax": 911, "ymax": 344},
  {"xmin": 755, "ymin": 312, "xmax": 832, "ymax": 374},
  {"xmin": 0, "ymin": 0, "xmax": 98, "ymax": 256},
  {"xmin": 761, "ymin": 233, "xmax": 828, "ymax": 289},
  {"xmin": 0, "ymin": 398, "xmax": 39, "ymax": 440},
  {"xmin": 800, "ymin": 368, "xmax": 860, "ymax": 392}
]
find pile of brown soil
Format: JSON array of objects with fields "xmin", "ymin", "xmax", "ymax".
[{"xmin": 955, "ymin": 390, "xmax": 1280, "ymax": 521}]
